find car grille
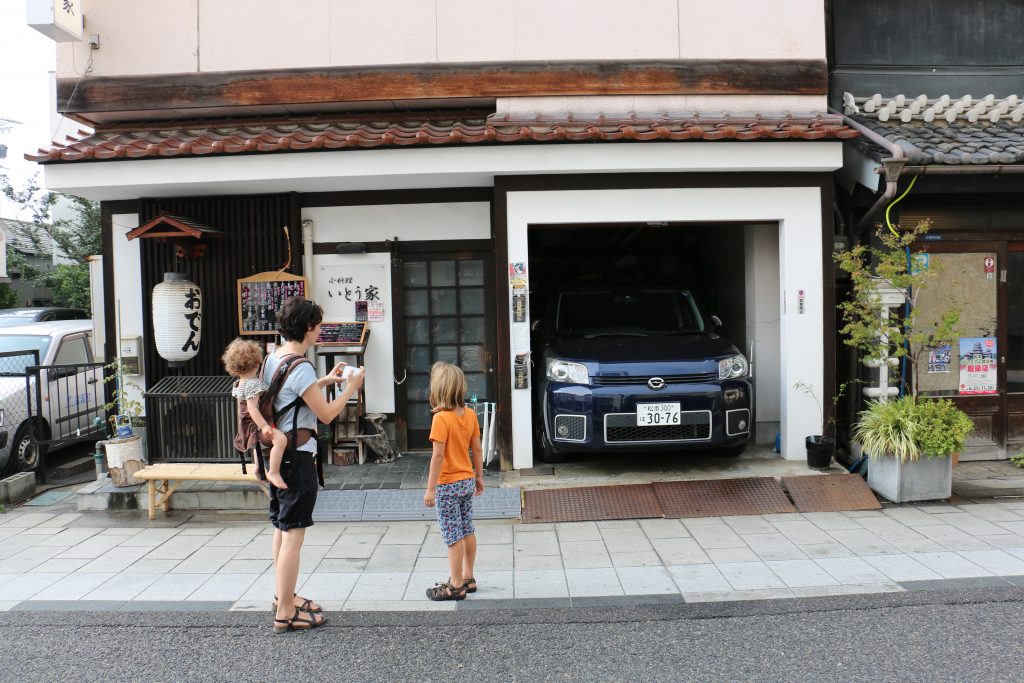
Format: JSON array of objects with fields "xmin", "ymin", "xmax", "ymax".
[
  {"xmin": 604, "ymin": 411, "xmax": 712, "ymax": 443},
  {"xmin": 553, "ymin": 414, "xmax": 586, "ymax": 442},
  {"xmin": 591, "ymin": 372, "xmax": 718, "ymax": 386}
]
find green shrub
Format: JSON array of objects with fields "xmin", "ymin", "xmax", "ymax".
[{"xmin": 854, "ymin": 396, "xmax": 972, "ymax": 463}]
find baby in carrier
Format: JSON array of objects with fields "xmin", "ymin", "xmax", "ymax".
[{"xmin": 223, "ymin": 339, "xmax": 289, "ymax": 489}]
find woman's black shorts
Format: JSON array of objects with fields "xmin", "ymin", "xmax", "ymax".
[{"xmin": 266, "ymin": 450, "xmax": 318, "ymax": 531}]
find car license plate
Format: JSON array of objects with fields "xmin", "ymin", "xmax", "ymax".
[{"xmin": 636, "ymin": 403, "xmax": 681, "ymax": 426}]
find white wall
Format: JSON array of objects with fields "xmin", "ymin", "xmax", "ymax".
[
  {"xmin": 506, "ymin": 187, "xmax": 824, "ymax": 467},
  {"xmin": 110, "ymin": 213, "xmax": 146, "ymax": 409},
  {"xmin": 57, "ymin": 0, "xmax": 825, "ymax": 77},
  {"xmin": 303, "ymin": 202, "xmax": 491, "ymax": 415},
  {"xmin": 744, "ymin": 224, "xmax": 782, "ymax": 439}
]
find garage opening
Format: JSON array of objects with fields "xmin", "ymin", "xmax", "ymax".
[{"xmin": 527, "ymin": 222, "xmax": 781, "ymax": 465}]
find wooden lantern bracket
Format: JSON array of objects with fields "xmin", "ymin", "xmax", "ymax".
[{"xmin": 125, "ymin": 214, "xmax": 223, "ymax": 259}]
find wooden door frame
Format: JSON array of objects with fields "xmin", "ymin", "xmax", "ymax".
[
  {"xmin": 391, "ymin": 241, "xmax": 496, "ymax": 451},
  {"xmin": 916, "ymin": 239, "xmax": 1007, "ymax": 459}
]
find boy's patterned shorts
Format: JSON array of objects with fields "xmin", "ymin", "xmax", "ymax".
[{"xmin": 435, "ymin": 478, "xmax": 476, "ymax": 547}]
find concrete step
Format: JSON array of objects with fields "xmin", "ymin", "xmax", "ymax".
[{"xmin": 52, "ymin": 456, "xmax": 96, "ymax": 479}]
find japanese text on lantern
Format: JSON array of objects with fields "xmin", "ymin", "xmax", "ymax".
[{"xmin": 182, "ymin": 287, "xmax": 201, "ymax": 352}]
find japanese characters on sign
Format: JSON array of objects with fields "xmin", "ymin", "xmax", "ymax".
[
  {"xmin": 959, "ymin": 337, "xmax": 997, "ymax": 395},
  {"xmin": 237, "ymin": 272, "xmax": 308, "ymax": 335},
  {"xmin": 182, "ymin": 286, "xmax": 202, "ymax": 353},
  {"xmin": 318, "ymin": 264, "xmax": 388, "ymax": 324}
]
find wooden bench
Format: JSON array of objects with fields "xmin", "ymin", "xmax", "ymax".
[{"xmin": 132, "ymin": 463, "xmax": 270, "ymax": 520}]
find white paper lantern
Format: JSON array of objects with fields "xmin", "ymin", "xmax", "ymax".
[{"xmin": 152, "ymin": 272, "xmax": 202, "ymax": 366}]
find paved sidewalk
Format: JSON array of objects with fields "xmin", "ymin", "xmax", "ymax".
[{"xmin": 2, "ymin": 500, "xmax": 1024, "ymax": 613}]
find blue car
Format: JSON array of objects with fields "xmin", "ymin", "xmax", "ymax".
[{"xmin": 534, "ymin": 286, "xmax": 751, "ymax": 462}]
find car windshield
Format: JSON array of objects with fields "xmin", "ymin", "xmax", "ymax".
[
  {"xmin": 556, "ymin": 289, "xmax": 705, "ymax": 337},
  {"xmin": 0, "ymin": 336, "xmax": 52, "ymax": 375}
]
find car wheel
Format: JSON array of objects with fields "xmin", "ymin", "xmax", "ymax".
[
  {"xmin": 536, "ymin": 427, "xmax": 568, "ymax": 464},
  {"xmin": 714, "ymin": 443, "xmax": 748, "ymax": 458},
  {"xmin": 7, "ymin": 423, "xmax": 40, "ymax": 475}
]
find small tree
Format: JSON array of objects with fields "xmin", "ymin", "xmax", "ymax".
[
  {"xmin": 835, "ymin": 219, "xmax": 961, "ymax": 397},
  {"xmin": 1, "ymin": 172, "xmax": 100, "ymax": 309}
]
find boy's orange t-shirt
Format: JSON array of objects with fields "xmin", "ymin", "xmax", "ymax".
[{"xmin": 428, "ymin": 408, "xmax": 480, "ymax": 485}]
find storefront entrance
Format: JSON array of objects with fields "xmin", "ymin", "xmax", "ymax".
[
  {"xmin": 395, "ymin": 249, "xmax": 497, "ymax": 449},
  {"xmin": 916, "ymin": 241, "xmax": 1024, "ymax": 460}
]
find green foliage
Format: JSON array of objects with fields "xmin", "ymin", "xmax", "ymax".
[
  {"xmin": 793, "ymin": 380, "xmax": 850, "ymax": 436},
  {"xmin": 102, "ymin": 357, "xmax": 145, "ymax": 428},
  {"xmin": 1, "ymin": 172, "xmax": 101, "ymax": 309},
  {"xmin": 1011, "ymin": 449, "xmax": 1024, "ymax": 469},
  {"xmin": 854, "ymin": 396, "xmax": 972, "ymax": 463},
  {"xmin": 39, "ymin": 263, "xmax": 90, "ymax": 310},
  {"xmin": 0, "ymin": 283, "xmax": 18, "ymax": 309},
  {"xmin": 834, "ymin": 219, "xmax": 961, "ymax": 397}
]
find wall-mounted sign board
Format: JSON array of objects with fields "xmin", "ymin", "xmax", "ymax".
[
  {"xmin": 237, "ymin": 271, "xmax": 307, "ymax": 335},
  {"xmin": 316, "ymin": 321, "xmax": 368, "ymax": 346}
]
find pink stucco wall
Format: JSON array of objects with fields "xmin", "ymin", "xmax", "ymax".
[{"xmin": 57, "ymin": 0, "xmax": 825, "ymax": 78}]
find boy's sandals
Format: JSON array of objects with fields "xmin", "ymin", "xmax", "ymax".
[
  {"xmin": 272, "ymin": 593, "xmax": 322, "ymax": 613},
  {"xmin": 426, "ymin": 580, "xmax": 466, "ymax": 601},
  {"xmin": 273, "ymin": 607, "xmax": 326, "ymax": 634}
]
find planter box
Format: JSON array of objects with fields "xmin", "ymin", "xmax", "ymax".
[
  {"xmin": 868, "ymin": 454, "xmax": 952, "ymax": 503},
  {"xmin": 102, "ymin": 435, "xmax": 146, "ymax": 488}
]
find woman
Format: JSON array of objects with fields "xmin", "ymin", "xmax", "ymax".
[{"xmin": 267, "ymin": 297, "xmax": 364, "ymax": 633}]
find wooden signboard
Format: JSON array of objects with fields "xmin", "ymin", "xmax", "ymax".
[
  {"xmin": 237, "ymin": 271, "xmax": 308, "ymax": 335},
  {"xmin": 316, "ymin": 322, "xmax": 368, "ymax": 346}
]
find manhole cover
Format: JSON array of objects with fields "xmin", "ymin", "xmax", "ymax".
[
  {"xmin": 653, "ymin": 477, "xmax": 795, "ymax": 518},
  {"xmin": 522, "ymin": 484, "xmax": 663, "ymax": 523},
  {"xmin": 782, "ymin": 474, "xmax": 881, "ymax": 513}
]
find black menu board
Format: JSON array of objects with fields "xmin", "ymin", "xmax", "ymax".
[
  {"xmin": 316, "ymin": 322, "xmax": 368, "ymax": 346},
  {"xmin": 237, "ymin": 272, "xmax": 308, "ymax": 335}
]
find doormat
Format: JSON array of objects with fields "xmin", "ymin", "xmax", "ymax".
[
  {"xmin": 654, "ymin": 477, "xmax": 796, "ymax": 518},
  {"xmin": 782, "ymin": 474, "xmax": 881, "ymax": 513},
  {"xmin": 521, "ymin": 484, "xmax": 663, "ymax": 523}
]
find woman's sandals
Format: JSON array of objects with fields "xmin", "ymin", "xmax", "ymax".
[
  {"xmin": 463, "ymin": 576, "xmax": 477, "ymax": 593},
  {"xmin": 426, "ymin": 580, "xmax": 466, "ymax": 601},
  {"xmin": 272, "ymin": 593, "xmax": 322, "ymax": 613},
  {"xmin": 273, "ymin": 607, "xmax": 326, "ymax": 634}
]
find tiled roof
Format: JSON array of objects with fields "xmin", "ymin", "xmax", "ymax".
[
  {"xmin": 844, "ymin": 93, "xmax": 1024, "ymax": 165},
  {"xmin": 0, "ymin": 217, "xmax": 54, "ymax": 256},
  {"xmin": 28, "ymin": 113, "xmax": 857, "ymax": 163}
]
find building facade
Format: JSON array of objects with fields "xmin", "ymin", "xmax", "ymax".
[{"xmin": 31, "ymin": 0, "xmax": 853, "ymax": 469}]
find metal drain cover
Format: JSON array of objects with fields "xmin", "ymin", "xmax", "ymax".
[
  {"xmin": 782, "ymin": 474, "xmax": 881, "ymax": 513},
  {"xmin": 522, "ymin": 484, "xmax": 664, "ymax": 524},
  {"xmin": 653, "ymin": 477, "xmax": 796, "ymax": 518}
]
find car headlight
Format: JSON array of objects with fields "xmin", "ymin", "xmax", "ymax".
[
  {"xmin": 546, "ymin": 359, "xmax": 589, "ymax": 385},
  {"xmin": 719, "ymin": 354, "xmax": 748, "ymax": 380}
]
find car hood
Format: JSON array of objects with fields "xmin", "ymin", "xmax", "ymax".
[{"xmin": 545, "ymin": 334, "xmax": 741, "ymax": 375}]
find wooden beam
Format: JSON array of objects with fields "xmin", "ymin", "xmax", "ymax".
[{"xmin": 58, "ymin": 59, "xmax": 826, "ymax": 117}]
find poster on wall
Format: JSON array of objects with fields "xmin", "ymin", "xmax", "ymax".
[
  {"xmin": 959, "ymin": 337, "xmax": 997, "ymax": 395},
  {"xmin": 927, "ymin": 344, "xmax": 951, "ymax": 373},
  {"xmin": 509, "ymin": 262, "xmax": 530, "ymax": 389}
]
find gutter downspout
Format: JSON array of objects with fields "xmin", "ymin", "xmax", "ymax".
[
  {"xmin": 301, "ymin": 218, "xmax": 315, "ymax": 360},
  {"xmin": 829, "ymin": 108, "xmax": 907, "ymax": 237}
]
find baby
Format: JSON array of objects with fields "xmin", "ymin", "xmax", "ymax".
[{"xmin": 223, "ymin": 339, "xmax": 289, "ymax": 489}]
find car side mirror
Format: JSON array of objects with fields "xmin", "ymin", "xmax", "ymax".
[{"xmin": 710, "ymin": 315, "xmax": 723, "ymax": 328}]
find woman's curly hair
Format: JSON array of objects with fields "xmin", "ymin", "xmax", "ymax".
[{"xmin": 276, "ymin": 297, "xmax": 323, "ymax": 342}]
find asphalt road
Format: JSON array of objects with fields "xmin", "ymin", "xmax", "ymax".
[{"xmin": 1, "ymin": 588, "xmax": 1022, "ymax": 682}]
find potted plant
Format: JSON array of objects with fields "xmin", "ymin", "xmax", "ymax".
[
  {"xmin": 836, "ymin": 219, "xmax": 973, "ymax": 501},
  {"xmin": 854, "ymin": 396, "xmax": 972, "ymax": 502},
  {"xmin": 100, "ymin": 357, "xmax": 147, "ymax": 486},
  {"xmin": 793, "ymin": 380, "xmax": 844, "ymax": 470}
]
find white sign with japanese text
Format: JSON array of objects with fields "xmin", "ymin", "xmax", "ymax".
[{"xmin": 27, "ymin": 0, "xmax": 85, "ymax": 42}]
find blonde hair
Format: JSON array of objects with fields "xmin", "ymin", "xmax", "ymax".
[
  {"xmin": 222, "ymin": 338, "xmax": 263, "ymax": 377},
  {"xmin": 428, "ymin": 361, "xmax": 467, "ymax": 413}
]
